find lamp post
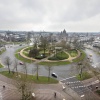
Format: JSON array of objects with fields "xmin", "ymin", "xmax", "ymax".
[
  {"xmin": 31, "ymin": 57, "xmax": 32, "ymax": 63},
  {"xmin": 18, "ymin": 52, "xmax": 20, "ymax": 59},
  {"xmin": 78, "ymin": 62, "xmax": 82, "ymax": 78}
]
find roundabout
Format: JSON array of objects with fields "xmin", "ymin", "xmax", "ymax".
[
  {"xmin": 0, "ymin": 44, "xmax": 86, "ymax": 79},
  {"xmin": 17, "ymin": 46, "xmax": 83, "ymax": 65}
]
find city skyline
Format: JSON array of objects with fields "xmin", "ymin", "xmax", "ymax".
[{"xmin": 0, "ymin": 0, "xmax": 100, "ymax": 32}]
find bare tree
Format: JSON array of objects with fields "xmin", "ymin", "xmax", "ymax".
[
  {"xmin": 56, "ymin": 40, "xmax": 67, "ymax": 49},
  {"xmin": 15, "ymin": 62, "xmax": 34, "ymax": 100},
  {"xmin": 4, "ymin": 56, "xmax": 12, "ymax": 73},
  {"xmin": 22, "ymin": 62, "xmax": 28, "ymax": 78},
  {"xmin": 45, "ymin": 65, "xmax": 53, "ymax": 81},
  {"xmin": 39, "ymin": 36, "xmax": 49, "ymax": 57},
  {"xmin": 34, "ymin": 63, "xmax": 39, "ymax": 80},
  {"xmin": 13, "ymin": 59, "xmax": 18, "ymax": 75},
  {"xmin": 26, "ymin": 32, "xmax": 31, "ymax": 46},
  {"xmin": 74, "ymin": 59, "xmax": 91, "ymax": 78},
  {"xmin": 16, "ymin": 72, "xmax": 33, "ymax": 100}
]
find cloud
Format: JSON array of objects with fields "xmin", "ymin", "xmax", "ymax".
[{"xmin": 0, "ymin": 0, "xmax": 100, "ymax": 32}]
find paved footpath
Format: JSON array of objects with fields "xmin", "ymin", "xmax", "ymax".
[{"xmin": 0, "ymin": 74, "xmax": 81, "ymax": 100}]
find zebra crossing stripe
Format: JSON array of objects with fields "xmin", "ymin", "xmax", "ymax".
[
  {"xmin": 71, "ymin": 85, "xmax": 87, "ymax": 89},
  {"xmin": 0, "ymin": 93, "xmax": 2, "ymax": 100},
  {"xmin": 60, "ymin": 76, "xmax": 76, "ymax": 81},
  {"xmin": 65, "ymin": 81, "xmax": 81, "ymax": 84}
]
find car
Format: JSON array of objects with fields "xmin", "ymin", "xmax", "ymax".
[
  {"xmin": 19, "ymin": 44, "xmax": 22, "ymax": 46},
  {"xmin": 89, "ymin": 54, "xmax": 92, "ymax": 57},
  {"xmin": 51, "ymin": 73, "xmax": 58, "ymax": 78},
  {"xmin": 19, "ymin": 62, "xmax": 24, "ymax": 65},
  {"xmin": 91, "ymin": 64, "xmax": 96, "ymax": 68}
]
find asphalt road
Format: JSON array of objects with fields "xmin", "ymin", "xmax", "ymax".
[
  {"xmin": 0, "ymin": 45, "xmax": 100, "ymax": 80},
  {"xmin": 84, "ymin": 48, "xmax": 100, "ymax": 68},
  {"xmin": 0, "ymin": 45, "xmax": 100, "ymax": 99},
  {"xmin": 0, "ymin": 44, "xmax": 78, "ymax": 79},
  {"xmin": 61, "ymin": 76, "xmax": 100, "ymax": 100}
]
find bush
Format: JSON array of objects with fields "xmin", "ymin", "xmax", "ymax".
[
  {"xmin": 48, "ymin": 57, "xmax": 59, "ymax": 60},
  {"xmin": 48, "ymin": 56, "xmax": 67, "ymax": 60},
  {"xmin": 28, "ymin": 48, "xmax": 39, "ymax": 58},
  {"xmin": 35, "ymin": 55, "xmax": 44, "ymax": 59},
  {"xmin": 96, "ymin": 90, "xmax": 100, "ymax": 95},
  {"xmin": 48, "ymin": 51, "xmax": 69, "ymax": 60},
  {"xmin": 76, "ymin": 72, "xmax": 92, "ymax": 80}
]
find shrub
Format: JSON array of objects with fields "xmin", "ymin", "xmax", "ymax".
[
  {"xmin": 35, "ymin": 55, "xmax": 44, "ymax": 59},
  {"xmin": 28, "ymin": 48, "xmax": 39, "ymax": 58},
  {"xmin": 48, "ymin": 57, "xmax": 59, "ymax": 60}
]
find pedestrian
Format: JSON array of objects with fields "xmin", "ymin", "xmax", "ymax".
[
  {"xmin": 96, "ymin": 86, "xmax": 98, "ymax": 89},
  {"xmin": 3, "ymin": 85, "xmax": 5, "ymax": 89},
  {"xmin": 54, "ymin": 92, "xmax": 56, "ymax": 98}
]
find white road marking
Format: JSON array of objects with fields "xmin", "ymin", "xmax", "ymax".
[
  {"xmin": 0, "ymin": 93, "xmax": 2, "ymax": 100},
  {"xmin": 60, "ymin": 76, "xmax": 76, "ymax": 81}
]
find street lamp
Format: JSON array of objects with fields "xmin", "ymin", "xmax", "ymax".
[
  {"xmin": 31, "ymin": 57, "xmax": 33, "ymax": 63},
  {"xmin": 18, "ymin": 52, "xmax": 20, "ymax": 59},
  {"xmin": 78, "ymin": 62, "xmax": 82, "ymax": 78}
]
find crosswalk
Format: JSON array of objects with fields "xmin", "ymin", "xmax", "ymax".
[
  {"xmin": 60, "ymin": 76, "xmax": 90, "ymax": 96},
  {"xmin": 0, "ymin": 93, "xmax": 2, "ymax": 100}
]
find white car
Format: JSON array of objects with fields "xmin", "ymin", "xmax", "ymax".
[
  {"xmin": 91, "ymin": 64, "xmax": 96, "ymax": 68},
  {"xmin": 51, "ymin": 73, "xmax": 58, "ymax": 78}
]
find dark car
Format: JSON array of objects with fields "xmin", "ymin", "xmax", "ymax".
[{"xmin": 51, "ymin": 73, "xmax": 58, "ymax": 78}]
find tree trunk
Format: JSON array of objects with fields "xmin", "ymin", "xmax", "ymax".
[
  {"xmin": 8, "ymin": 65, "xmax": 10, "ymax": 74},
  {"xmin": 80, "ymin": 68, "xmax": 82, "ymax": 78},
  {"xmin": 48, "ymin": 70, "xmax": 50, "ymax": 81},
  {"xmin": 16, "ymin": 67, "xmax": 18, "ymax": 76},
  {"xmin": 37, "ymin": 65, "xmax": 39, "ymax": 80},
  {"xmin": 44, "ymin": 48, "xmax": 45, "ymax": 58}
]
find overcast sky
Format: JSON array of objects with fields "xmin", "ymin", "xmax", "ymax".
[{"xmin": 0, "ymin": 0, "xmax": 100, "ymax": 32}]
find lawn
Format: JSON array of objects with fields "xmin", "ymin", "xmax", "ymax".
[
  {"xmin": 56, "ymin": 51, "xmax": 69, "ymax": 58},
  {"xmin": 15, "ymin": 48, "xmax": 33, "ymax": 63},
  {"xmin": 39, "ymin": 61, "xmax": 70, "ymax": 66},
  {"xmin": 23, "ymin": 51, "xmax": 29, "ymax": 56},
  {"xmin": 72, "ymin": 50, "xmax": 86, "ymax": 62},
  {"xmin": 67, "ymin": 49, "xmax": 78, "ymax": 57},
  {"xmin": 0, "ymin": 49, "xmax": 6, "ymax": 55},
  {"xmin": 0, "ymin": 71, "xmax": 58, "ymax": 84},
  {"xmin": 15, "ymin": 53, "xmax": 32, "ymax": 63},
  {"xmin": 24, "ymin": 46, "xmax": 33, "ymax": 51},
  {"xmin": 96, "ymin": 90, "xmax": 100, "ymax": 96},
  {"xmin": 48, "ymin": 51, "xmax": 69, "ymax": 60},
  {"xmin": 0, "ymin": 63, "xmax": 3, "ymax": 68},
  {"xmin": 23, "ymin": 47, "xmax": 50, "ymax": 59},
  {"xmin": 76, "ymin": 72, "xmax": 92, "ymax": 81}
]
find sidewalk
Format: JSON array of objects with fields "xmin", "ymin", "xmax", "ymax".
[
  {"xmin": 0, "ymin": 74, "xmax": 79, "ymax": 100},
  {"xmin": 82, "ymin": 76, "xmax": 100, "ymax": 86}
]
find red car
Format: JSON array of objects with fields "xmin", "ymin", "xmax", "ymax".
[{"xmin": 19, "ymin": 62, "xmax": 24, "ymax": 65}]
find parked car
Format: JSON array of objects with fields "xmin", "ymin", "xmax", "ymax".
[
  {"xmin": 19, "ymin": 62, "xmax": 24, "ymax": 65},
  {"xmin": 51, "ymin": 73, "xmax": 58, "ymax": 78}
]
